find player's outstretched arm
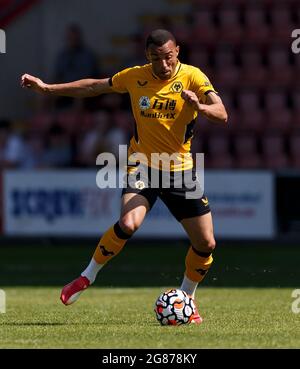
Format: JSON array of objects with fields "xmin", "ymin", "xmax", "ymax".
[
  {"xmin": 181, "ymin": 90, "xmax": 228, "ymax": 124},
  {"xmin": 21, "ymin": 74, "xmax": 113, "ymax": 98}
]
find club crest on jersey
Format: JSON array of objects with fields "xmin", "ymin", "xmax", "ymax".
[
  {"xmin": 135, "ymin": 180, "xmax": 145, "ymax": 190},
  {"xmin": 170, "ymin": 81, "xmax": 183, "ymax": 93},
  {"xmin": 139, "ymin": 96, "xmax": 151, "ymax": 110}
]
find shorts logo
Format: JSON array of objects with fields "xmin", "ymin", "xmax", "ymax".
[
  {"xmin": 201, "ymin": 197, "xmax": 209, "ymax": 206},
  {"xmin": 135, "ymin": 180, "xmax": 145, "ymax": 190},
  {"xmin": 170, "ymin": 81, "xmax": 183, "ymax": 93},
  {"xmin": 139, "ymin": 96, "xmax": 151, "ymax": 110}
]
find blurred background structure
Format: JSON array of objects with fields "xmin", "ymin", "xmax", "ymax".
[{"xmin": 0, "ymin": 0, "xmax": 299, "ymax": 240}]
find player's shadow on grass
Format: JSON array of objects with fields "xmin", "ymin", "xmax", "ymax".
[
  {"xmin": 1, "ymin": 322, "xmax": 71, "ymax": 327},
  {"xmin": 1, "ymin": 322, "xmax": 112, "ymax": 326},
  {"xmin": 1, "ymin": 320, "xmax": 160, "ymax": 327},
  {"xmin": 1, "ymin": 322, "xmax": 65, "ymax": 326}
]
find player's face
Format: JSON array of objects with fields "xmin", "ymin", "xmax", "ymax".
[{"xmin": 147, "ymin": 40, "xmax": 179, "ymax": 80}]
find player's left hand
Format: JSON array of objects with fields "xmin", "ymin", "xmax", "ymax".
[{"xmin": 181, "ymin": 90, "xmax": 202, "ymax": 111}]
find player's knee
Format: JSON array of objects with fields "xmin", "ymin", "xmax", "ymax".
[
  {"xmin": 203, "ymin": 236, "xmax": 216, "ymax": 253},
  {"xmin": 119, "ymin": 217, "xmax": 140, "ymax": 236},
  {"xmin": 194, "ymin": 235, "xmax": 216, "ymax": 253}
]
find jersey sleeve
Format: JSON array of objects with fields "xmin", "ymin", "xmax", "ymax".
[
  {"xmin": 191, "ymin": 68, "xmax": 218, "ymax": 102},
  {"xmin": 109, "ymin": 67, "xmax": 132, "ymax": 93}
]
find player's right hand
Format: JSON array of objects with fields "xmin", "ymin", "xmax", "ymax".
[{"xmin": 21, "ymin": 74, "xmax": 47, "ymax": 93}]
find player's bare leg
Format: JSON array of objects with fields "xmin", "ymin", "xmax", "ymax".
[
  {"xmin": 60, "ymin": 193, "xmax": 150, "ymax": 305},
  {"xmin": 179, "ymin": 212, "xmax": 216, "ymax": 323}
]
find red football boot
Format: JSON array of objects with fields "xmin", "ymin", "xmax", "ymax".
[
  {"xmin": 190, "ymin": 297, "xmax": 203, "ymax": 325},
  {"xmin": 60, "ymin": 276, "xmax": 90, "ymax": 305}
]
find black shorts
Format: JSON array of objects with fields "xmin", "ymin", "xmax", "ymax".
[{"xmin": 122, "ymin": 166, "xmax": 211, "ymax": 222}]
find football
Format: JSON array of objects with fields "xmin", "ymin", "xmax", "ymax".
[{"xmin": 154, "ymin": 288, "xmax": 196, "ymax": 326}]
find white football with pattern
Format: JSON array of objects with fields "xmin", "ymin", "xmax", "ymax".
[{"xmin": 154, "ymin": 288, "xmax": 196, "ymax": 326}]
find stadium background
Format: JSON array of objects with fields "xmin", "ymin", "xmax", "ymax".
[{"xmin": 0, "ymin": 0, "xmax": 300, "ymax": 349}]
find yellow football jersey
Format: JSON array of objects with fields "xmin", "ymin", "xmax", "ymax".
[{"xmin": 110, "ymin": 62, "xmax": 216, "ymax": 171}]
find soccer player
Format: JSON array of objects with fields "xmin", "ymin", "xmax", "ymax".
[{"xmin": 21, "ymin": 29, "xmax": 228, "ymax": 324}]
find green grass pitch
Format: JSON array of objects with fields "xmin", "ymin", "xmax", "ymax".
[
  {"xmin": 1, "ymin": 287, "xmax": 299, "ymax": 348},
  {"xmin": 0, "ymin": 243, "xmax": 300, "ymax": 348}
]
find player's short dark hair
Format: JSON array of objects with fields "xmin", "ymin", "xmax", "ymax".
[{"xmin": 145, "ymin": 29, "xmax": 176, "ymax": 49}]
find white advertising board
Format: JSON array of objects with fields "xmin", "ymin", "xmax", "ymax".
[{"xmin": 3, "ymin": 170, "xmax": 275, "ymax": 238}]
